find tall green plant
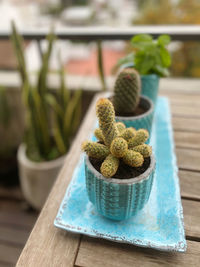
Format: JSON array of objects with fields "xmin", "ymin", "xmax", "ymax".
[{"xmin": 11, "ymin": 22, "xmax": 82, "ymax": 162}]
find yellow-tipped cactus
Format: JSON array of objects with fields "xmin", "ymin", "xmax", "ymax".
[
  {"xmin": 116, "ymin": 122, "xmax": 126, "ymax": 133},
  {"xmin": 132, "ymin": 144, "xmax": 152, "ymax": 158},
  {"xmin": 110, "ymin": 137, "xmax": 128, "ymax": 158},
  {"xmin": 96, "ymin": 98, "xmax": 118, "ymax": 146},
  {"xmin": 94, "ymin": 128, "xmax": 104, "ymax": 143},
  {"xmin": 123, "ymin": 150, "xmax": 144, "ymax": 167},
  {"xmin": 128, "ymin": 129, "xmax": 149, "ymax": 149},
  {"xmin": 82, "ymin": 98, "xmax": 153, "ymax": 178},
  {"xmin": 120, "ymin": 127, "xmax": 136, "ymax": 141},
  {"xmin": 100, "ymin": 154, "xmax": 119, "ymax": 178},
  {"xmin": 82, "ymin": 141, "xmax": 109, "ymax": 160}
]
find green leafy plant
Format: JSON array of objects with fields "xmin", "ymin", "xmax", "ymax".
[
  {"xmin": 116, "ymin": 34, "xmax": 171, "ymax": 77},
  {"xmin": 11, "ymin": 22, "xmax": 82, "ymax": 162},
  {"xmin": 82, "ymin": 98, "xmax": 152, "ymax": 178}
]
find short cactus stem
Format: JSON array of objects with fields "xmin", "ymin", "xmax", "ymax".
[
  {"xmin": 132, "ymin": 144, "xmax": 152, "ymax": 158},
  {"xmin": 100, "ymin": 154, "xmax": 119, "ymax": 178},
  {"xmin": 116, "ymin": 122, "xmax": 126, "ymax": 133},
  {"xmin": 128, "ymin": 129, "xmax": 149, "ymax": 149},
  {"xmin": 94, "ymin": 128, "xmax": 104, "ymax": 143},
  {"xmin": 120, "ymin": 127, "xmax": 136, "ymax": 141},
  {"xmin": 82, "ymin": 141, "xmax": 109, "ymax": 160},
  {"xmin": 123, "ymin": 150, "xmax": 144, "ymax": 167},
  {"xmin": 110, "ymin": 137, "xmax": 128, "ymax": 158},
  {"xmin": 96, "ymin": 98, "xmax": 118, "ymax": 146},
  {"xmin": 113, "ymin": 68, "xmax": 141, "ymax": 114}
]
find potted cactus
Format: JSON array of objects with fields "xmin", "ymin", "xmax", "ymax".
[
  {"xmin": 11, "ymin": 23, "xmax": 82, "ymax": 209},
  {"xmin": 116, "ymin": 34, "xmax": 171, "ymax": 104},
  {"xmin": 112, "ymin": 68, "xmax": 154, "ymax": 134},
  {"xmin": 82, "ymin": 98, "xmax": 155, "ymax": 221}
]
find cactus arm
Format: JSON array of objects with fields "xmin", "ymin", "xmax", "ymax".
[
  {"xmin": 132, "ymin": 144, "xmax": 152, "ymax": 158},
  {"xmin": 116, "ymin": 122, "xmax": 126, "ymax": 133},
  {"xmin": 96, "ymin": 98, "xmax": 118, "ymax": 146},
  {"xmin": 100, "ymin": 154, "xmax": 119, "ymax": 178},
  {"xmin": 120, "ymin": 127, "xmax": 136, "ymax": 141},
  {"xmin": 82, "ymin": 141, "xmax": 109, "ymax": 160},
  {"xmin": 128, "ymin": 129, "xmax": 149, "ymax": 148},
  {"xmin": 94, "ymin": 128, "xmax": 105, "ymax": 143},
  {"xmin": 123, "ymin": 150, "xmax": 144, "ymax": 167},
  {"xmin": 110, "ymin": 137, "xmax": 128, "ymax": 158}
]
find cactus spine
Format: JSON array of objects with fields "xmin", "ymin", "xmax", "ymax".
[
  {"xmin": 82, "ymin": 98, "xmax": 152, "ymax": 178},
  {"xmin": 113, "ymin": 68, "xmax": 141, "ymax": 114}
]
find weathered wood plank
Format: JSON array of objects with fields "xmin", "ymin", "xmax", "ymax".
[
  {"xmin": 174, "ymin": 131, "xmax": 200, "ymax": 149},
  {"xmin": 75, "ymin": 238, "xmax": 200, "ymax": 267},
  {"xmin": 0, "ymin": 186, "xmax": 23, "ymax": 201},
  {"xmin": 171, "ymin": 105, "xmax": 200, "ymax": 118},
  {"xmin": 182, "ymin": 199, "xmax": 200, "ymax": 239},
  {"xmin": 172, "ymin": 117, "xmax": 200, "ymax": 132},
  {"xmin": 0, "ymin": 225, "xmax": 30, "ymax": 247},
  {"xmin": 0, "ymin": 243, "xmax": 22, "ymax": 266},
  {"xmin": 16, "ymin": 94, "xmax": 101, "ymax": 267},
  {"xmin": 176, "ymin": 148, "xmax": 200, "ymax": 172},
  {"xmin": 179, "ymin": 170, "xmax": 200, "ymax": 200},
  {"xmin": 160, "ymin": 92, "xmax": 200, "ymax": 105}
]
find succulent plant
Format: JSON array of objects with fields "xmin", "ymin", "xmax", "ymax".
[
  {"xmin": 113, "ymin": 68, "xmax": 141, "ymax": 115},
  {"xmin": 82, "ymin": 98, "xmax": 152, "ymax": 178}
]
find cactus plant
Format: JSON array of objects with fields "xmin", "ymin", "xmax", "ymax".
[
  {"xmin": 113, "ymin": 68, "xmax": 141, "ymax": 115},
  {"xmin": 82, "ymin": 98, "xmax": 152, "ymax": 178},
  {"xmin": 11, "ymin": 22, "xmax": 82, "ymax": 162}
]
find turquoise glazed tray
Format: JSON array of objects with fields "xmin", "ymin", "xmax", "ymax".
[{"xmin": 54, "ymin": 97, "xmax": 187, "ymax": 252}]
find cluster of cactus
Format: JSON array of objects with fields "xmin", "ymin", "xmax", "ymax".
[
  {"xmin": 82, "ymin": 98, "xmax": 152, "ymax": 178},
  {"xmin": 113, "ymin": 68, "xmax": 141, "ymax": 115},
  {"xmin": 11, "ymin": 22, "xmax": 82, "ymax": 162}
]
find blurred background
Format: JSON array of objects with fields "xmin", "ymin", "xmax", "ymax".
[{"xmin": 0, "ymin": 0, "xmax": 200, "ymax": 266}]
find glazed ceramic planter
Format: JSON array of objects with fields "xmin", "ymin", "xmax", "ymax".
[
  {"xmin": 17, "ymin": 144, "xmax": 66, "ymax": 210},
  {"xmin": 85, "ymin": 154, "xmax": 155, "ymax": 221},
  {"xmin": 114, "ymin": 95, "xmax": 154, "ymax": 134},
  {"xmin": 141, "ymin": 74, "xmax": 160, "ymax": 105}
]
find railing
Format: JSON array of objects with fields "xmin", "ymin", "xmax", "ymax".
[{"xmin": 0, "ymin": 25, "xmax": 200, "ymax": 41}]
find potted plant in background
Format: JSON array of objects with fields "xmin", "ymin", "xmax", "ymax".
[
  {"xmin": 0, "ymin": 86, "xmax": 21, "ymax": 186},
  {"xmin": 111, "ymin": 68, "xmax": 154, "ymax": 134},
  {"xmin": 82, "ymin": 98, "xmax": 155, "ymax": 221},
  {"xmin": 11, "ymin": 23, "xmax": 82, "ymax": 210},
  {"xmin": 116, "ymin": 34, "xmax": 171, "ymax": 104}
]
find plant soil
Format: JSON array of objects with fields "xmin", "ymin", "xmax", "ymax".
[
  {"xmin": 90, "ymin": 157, "xmax": 150, "ymax": 179},
  {"xmin": 115, "ymin": 105, "xmax": 146, "ymax": 117}
]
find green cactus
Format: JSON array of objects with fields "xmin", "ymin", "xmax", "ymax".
[
  {"xmin": 110, "ymin": 137, "xmax": 128, "ymax": 158},
  {"xmin": 113, "ymin": 68, "xmax": 141, "ymax": 114},
  {"xmin": 96, "ymin": 98, "xmax": 118, "ymax": 146},
  {"xmin": 82, "ymin": 141, "xmax": 109, "ymax": 160},
  {"xmin": 82, "ymin": 98, "xmax": 152, "ymax": 178},
  {"xmin": 123, "ymin": 150, "xmax": 144, "ymax": 167},
  {"xmin": 128, "ymin": 129, "xmax": 149, "ymax": 149},
  {"xmin": 120, "ymin": 127, "xmax": 136, "ymax": 141},
  {"xmin": 132, "ymin": 144, "xmax": 152, "ymax": 158},
  {"xmin": 100, "ymin": 154, "xmax": 119, "ymax": 178},
  {"xmin": 94, "ymin": 128, "xmax": 104, "ymax": 143},
  {"xmin": 116, "ymin": 122, "xmax": 126, "ymax": 133}
]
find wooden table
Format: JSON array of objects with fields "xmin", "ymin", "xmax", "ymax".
[{"xmin": 16, "ymin": 84, "xmax": 200, "ymax": 267}]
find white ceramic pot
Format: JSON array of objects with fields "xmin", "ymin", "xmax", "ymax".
[{"xmin": 17, "ymin": 144, "xmax": 66, "ymax": 210}]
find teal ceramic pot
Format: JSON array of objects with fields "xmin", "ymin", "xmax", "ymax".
[
  {"xmin": 115, "ymin": 95, "xmax": 154, "ymax": 135},
  {"xmin": 85, "ymin": 154, "xmax": 155, "ymax": 221},
  {"xmin": 141, "ymin": 74, "xmax": 160, "ymax": 105}
]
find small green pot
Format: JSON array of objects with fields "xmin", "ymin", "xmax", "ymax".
[
  {"xmin": 115, "ymin": 95, "xmax": 154, "ymax": 135},
  {"xmin": 141, "ymin": 74, "xmax": 160, "ymax": 105},
  {"xmin": 85, "ymin": 154, "xmax": 155, "ymax": 221}
]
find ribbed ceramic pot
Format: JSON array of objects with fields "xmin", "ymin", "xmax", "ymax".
[
  {"xmin": 114, "ymin": 95, "xmax": 154, "ymax": 135},
  {"xmin": 85, "ymin": 154, "xmax": 155, "ymax": 221},
  {"xmin": 141, "ymin": 74, "xmax": 160, "ymax": 105}
]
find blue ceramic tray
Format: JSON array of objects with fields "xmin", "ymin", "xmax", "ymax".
[{"xmin": 54, "ymin": 97, "xmax": 187, "ymax": 252}]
